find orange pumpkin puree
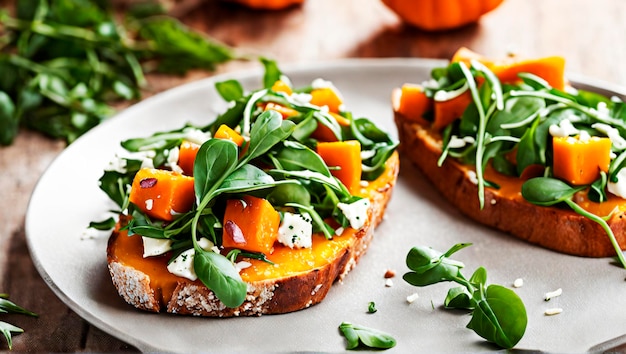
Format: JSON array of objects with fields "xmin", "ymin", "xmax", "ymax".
[{"xmin": 109, "ymin": 152, "xmax": 399, "ymax": 298}]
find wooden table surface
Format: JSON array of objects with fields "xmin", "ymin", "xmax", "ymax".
[{"xmin": 1, "ymin": 0, "xmax": 625, "ymax": 351}]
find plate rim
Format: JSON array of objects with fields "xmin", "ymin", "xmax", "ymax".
[{"xmin": 23, "ymin": 57, "xmax": 626, "ymax": 352}]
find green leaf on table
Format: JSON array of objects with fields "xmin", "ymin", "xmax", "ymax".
[
  {"xmin": 467, "ymin": 284, "xmax": 527, "ymax": 349},
  {"xmin": 338, "ymin": 322, "xmax": 396, "ymax": 350},
  {"xmin": 0, "ymin": 321, "xmax": 23, "ymax": 350}
]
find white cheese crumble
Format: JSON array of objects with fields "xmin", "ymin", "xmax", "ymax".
[
  {"xmin": 105, "ymin": 150, "xmax": 156, "ymax": 173},
  {"xmin": 165, "ymin": 238, "xmax": 219, "ymax": 280},
  {"xmin": 544, "ymin": 308, "xmax": 563, "ymax": 316},
  {"xmin": 142, "ymin": 237, "xmax": 173, "ymax": 257},
  {"xmin": 334, "ymin": 227, "xmax": 345, "ymax": 236},
  {"xmin": 549, "ymin": 119, "xmax": 579, "ymax": 137},
  {"xmin": 466, "ymin": 170, "xmax": 478, "ymax": 185},
  {"xmin": 513, "ymin": 278, "xmax": 524, "ymax": 288},
  {"xmin": 312, "ymin": 78, "xmax": 334, "ymax": 90},
  {"xmin": 592, "ymin": 122, "xmax": 626, "ymax": 150},
  {"xmin": 447, "ymin": 135, "xmax": 476, "ymax": 149},
  {"xmin": 608, "ymin": 168, "xmax": 626, "ymax": 198},
  {"xmin": 578, "ymin": 130, "xmax": 591, "ymax": 142},
  {"xmin": 236, "ymin": 261, "xmax": 252, "ymax": 272},
  {"xmin": 290, "ymin": 92, "xmax": 313, "ymax": 105},
  {"xmin": 544, "ymin": 288, "xmax": 562, "ymax": 301},
  {"xmin": 277, "ymin": 212, "xmax": 313, "ymax": 249},
  {"xmin": 337, "ymin": 198, "xmax": 370, "ymax": 230},
  {"xmin": 182, "ymin": 127, "xmax": 212, "ymax": 145},
  {"xmin": 384, "ymin": 278, "xmax": 394, "ymax": 287},
  {"xmin": 167, "ymin": 248, "xmax": 197, "ymax": 281},
  {"xmin": 165, "ymin": 146, "xmax": 183, "ymax": 174},
  {"xmin": 145, "ymin": 199, "xmax": 154, "ymax": 211},
  {"xmin": 406, "ymin": 292, "xmax": 420, "ymax": 303}
]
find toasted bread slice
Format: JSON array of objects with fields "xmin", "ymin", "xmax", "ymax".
[
  {"xmin": 392, "ymin": 91, "xmax": 626, "ymax": 258},
  {"xmin": 107, "ymin": 152, "xmax": 399, "ymax": 316}
]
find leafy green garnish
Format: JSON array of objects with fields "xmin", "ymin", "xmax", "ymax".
[
  {"xmin": 338, "ymin": 322, "xmax": 396, "ymax": 350},
  {"xmin": 0, "ymin": 294, "xmax": 38, "ymax": 350},
  {"xmin": 0, "ymin": 0, "xmax": 236, "ymax": 145},
  {"xmin": 403, "ymin": 243, "xmax": 527, "ymax": 349}
]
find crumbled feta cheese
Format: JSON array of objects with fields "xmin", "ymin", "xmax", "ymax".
[
  {"xmin": 359, "ymin": 181, "xmax": 369, "ymax": 188},
  {"xmin": 406, "ymin": 293, "xmax": 420, "ymax": 303},
  {"xmin": 513, "ymin": 278, "xmax": 524, "ymax": 288},
  {"xmin": 608, "ymin": 168, "xmax": 626, "ymax": 198},
  {"xmin": 467, "ymin": 170, "xmax": 478, "ymax": 185},
  {"xmin": 312, "ymin": 78, "xmax": 333, "ymax": 90},
  {"xmin": 578, "ymin": 130, "xmax": 591, "ymax": 142},
  {"xmin": 80, "ymin": 227, "xmax": 106, "ymax": 240},
  {"xmin": 544, "ymin": 288, "xmax": 562, "ymax": 301},
  {"xmin": 145, "ymin": 199, "xmax": 154, "ymax": 211},
  {"xmin": 142, "ymin": 237, "xmax": 173, "ymax": 257},
  {"xmin": 236, "ymin": 261, "xmax": 252, "ymax": 272},
  {"xmin": 335, "ymin": 227, "xmax": 345, "ymax": 236},
  {"xmin": 182, "ymin": 127, "xmax": 211, "ymax": 145},
  {"xmin": 290, "ymin": 92, "xmax": 313, "ymax": 105},
  {"xmin": 166, "ymin": 146, "xmax": 183, "ymax": 174},
  {"xmin": 167, "ymin": 249, "xmax": 197, "ymax": 281},
  {"xmin": 421, "ymin": 79, "xmax": 439, "ymax": 89},
  {"xmin": 592, "ymin": 123, "xmax": 626, "ymax": 150},
  {"xmin": 278, "ymin": 212, "xmax": 313, "ymax": 249},
  {"xmin": 384, "ymin": 278, "xmax": 394, "ymax": 287},
  {"xmin": 549, "ymin": 119, "xmax": 579, "ymax": 137},
  {"xmin": 448, "ymin": 135, "xmax": 476, "ymax": 149},
  {"xmin": 105, "ymin": 150, "xmax": 156, "ymax": 173},
  {"xmin": 544, "ymin": 308, "xmax": 563, "ymax": 316},
  {"xmin": 337, "ymin": 198, "xmax": 370, "ymax": 230}
]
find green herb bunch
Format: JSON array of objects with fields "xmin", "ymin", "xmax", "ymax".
[
  {"xmin": 404, "ymin": 243, "xmax": 527, "ymax": 349},
  {"xmin": 0, "ymin": 293, "xmax": 38, "ymax": 350},
  {"xmin": 95, "ymin": 59, "xmax": 398, "ymax": 308},
  {"xmin": 0, "ymin": 0, "xmax": 236, "ymax": 145},
  {"xmin": 428, "ymin": 60, "xmax": 626, "ymax": 267}
]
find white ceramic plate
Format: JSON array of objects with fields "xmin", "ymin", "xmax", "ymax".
[{"xmin": 26, "ymin": 59, "xmax": 626, "ymax": 352}]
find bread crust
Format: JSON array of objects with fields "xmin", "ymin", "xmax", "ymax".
[
  {"xmin": 394, "ymin": 111, "xmax": 626, "ymax": 258},
  {"xmin": 107, "ymin": 153, "xmax": 399, "ymax": 317}
]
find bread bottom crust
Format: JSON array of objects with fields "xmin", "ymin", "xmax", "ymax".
[
  {"xmin": 395, "ymin": 114, "xmax": 626, "ymax": 258},
  {"xmin": 107, "ymin": 153, "xmax": 399, "ymax": 317}
]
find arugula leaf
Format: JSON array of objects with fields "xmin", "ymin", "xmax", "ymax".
[{"xmin": 338, "ymin": 322, "xmax": 396, "ymax": 350}]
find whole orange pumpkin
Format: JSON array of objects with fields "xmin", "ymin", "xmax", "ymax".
[
  {"xmin": 224, "ymin": 0, "xmax": 305, "ymax": 10},
  {"xmin": 381, "ymin": 0, "xmax": 504, "ymax": 31}
]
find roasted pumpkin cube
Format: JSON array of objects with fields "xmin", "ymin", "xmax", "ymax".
[
  {"xmin": 129, "ymin": 168, "xmax": 195, "ymax": 221},
  {"xmin": 222, "ymin": 195, "xmax": 280, "ymax": 254},
  {"xmin": 552, "ymin": 135, "xmax": 611, "ymax": 185},
  {"xmin": 317, "ymin": 140, "xmax": 362, "ymax": 193}
]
